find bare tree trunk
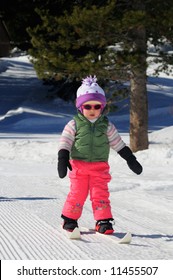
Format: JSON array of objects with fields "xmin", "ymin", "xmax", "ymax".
[{"xmin": 129, "ymin": 25, "xmax": 148, "ymax": 152}]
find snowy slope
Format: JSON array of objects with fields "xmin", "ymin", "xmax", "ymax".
[{"xmin": 0, "ymin": 56, "xmax": 173, "ymax": 260}]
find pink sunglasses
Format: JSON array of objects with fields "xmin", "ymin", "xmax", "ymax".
[{"xmin": 81, "ymin": 104, "xmax": 103, "ymax": 110}]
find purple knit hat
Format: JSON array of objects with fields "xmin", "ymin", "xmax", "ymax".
[{"xmin": 76, "ymin": 76, "xmax": 106, "ymax": 109}]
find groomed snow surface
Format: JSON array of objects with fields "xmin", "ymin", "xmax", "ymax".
[{"xmin": 0, "ymin": 55, "xmax": 173, "ymax": 260}]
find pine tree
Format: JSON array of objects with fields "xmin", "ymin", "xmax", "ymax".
[{"xmin": 28, "ymin": 0, "xmax": 173, "ymax": 151}]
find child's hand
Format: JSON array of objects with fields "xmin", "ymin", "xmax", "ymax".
[
  {"xmin": 126, "ymin": 156, "xmax": 143, "ymax": 175},
  {"xmin": 118, "ymin": 146, "xmax": 143, "ymax": 175},
  {"xmin": 57, "ymin": 149, "xmax": 72, "ymax": 178}
]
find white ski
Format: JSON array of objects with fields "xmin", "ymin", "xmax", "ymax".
[
  {"xmin": 63, "ymin": 226, "xmax": 131, "ymax": 244},
  {"xmin": 81, "ymin": 227, "xmax": 132, "ymax": 244},
  {"xmin": 95, "ymin": 230, "xmax": 132, "ymax": 244},
  {"xmin": 65, "ymin": 227, "xmax": 81, "ymax": 239}
]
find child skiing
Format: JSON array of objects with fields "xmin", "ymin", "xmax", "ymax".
[{"xmin": 57, "ymin": 76, "xmax": 143, "ymax": 234}]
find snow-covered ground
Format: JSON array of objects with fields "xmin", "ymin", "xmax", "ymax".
[{"xmin": 0, "ymin": 55, "xmax": 173, "ymax": 260}]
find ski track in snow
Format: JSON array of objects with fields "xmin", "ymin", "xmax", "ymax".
[
  {"xmin": 0, "ymin": 200, "xmax": 91, "ymax": 260},
  {"xmin": 0, "ymin": 192, "xmax": 172, "ymax": 260}
]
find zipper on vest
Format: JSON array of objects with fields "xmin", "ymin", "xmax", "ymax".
[{"xmin": 90, "ymin": 123, "xmax": 95, "ymax": 161}]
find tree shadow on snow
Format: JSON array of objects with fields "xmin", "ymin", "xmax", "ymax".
[
  {"xmin": 132, "ymin": 233, "xmax": 173, "ymax": 242},
  {"xmin": 0, "ymin": 196, "xmax": 57, "ymax": 202}
]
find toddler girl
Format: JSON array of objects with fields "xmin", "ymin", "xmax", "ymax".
[{"xmin": 57, "ymin": 76, "xmax": 142, "ymax": 234}]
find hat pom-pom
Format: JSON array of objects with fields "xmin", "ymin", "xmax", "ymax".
[{"xmin": 82, "ymin": 75, "xmax": 97, "ymax": 86}]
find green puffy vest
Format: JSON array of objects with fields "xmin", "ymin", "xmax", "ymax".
[{"xmin": 70, "ymin": 113, "xmax": 110, "ymax": 162}]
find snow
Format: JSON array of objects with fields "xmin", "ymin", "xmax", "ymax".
[{"xmin": 0, "ymin": 54, "xmax": 173, "ymax": 260}]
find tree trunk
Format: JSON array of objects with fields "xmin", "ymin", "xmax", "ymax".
[{"xmin": 129, "ymin": 25, "xmax": 148, "ymax": 152}]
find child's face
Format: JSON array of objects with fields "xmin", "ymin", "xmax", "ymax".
[{"xmin": 82, "ymin": 101, "xmax": 102, "ymax": 120}]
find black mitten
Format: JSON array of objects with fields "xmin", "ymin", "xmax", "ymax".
[
  {"xmin": 58, "ymin": 149, "xmax": 72, "ymax": 178},
  {"xmin": 118, "ymin": 146, "xmax": 143, "ymax": 175},
  {"xmin": 126, "ymin": 155, "xmax": 143, "ymax": 175}
]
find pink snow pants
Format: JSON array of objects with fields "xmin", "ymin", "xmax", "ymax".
[{"xmin": 62, "ymin": 160, "xmax": 113, "ymax": 221}]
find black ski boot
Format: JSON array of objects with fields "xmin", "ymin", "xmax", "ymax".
[
  {"xmin": 95, "ymin": 218, "xmax": 114, "ymax": 234},
  {"xmin": 61, "ymin": 215, "xmax": 78, "ymax": 232}
]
